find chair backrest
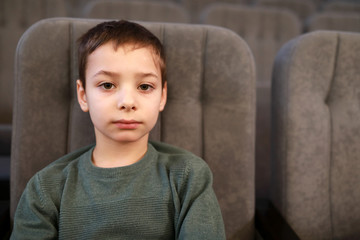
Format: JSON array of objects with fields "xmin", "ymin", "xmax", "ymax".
[
  {"xmin": 322, "ymin": 1, "xmax": 360, "ymax": 14},
  {"xmin": 0, "ymin": 0, "xmax": 67, "ymax": 29},
  {"xmin": 306, "ymin": 12, "xmax": 360, "ymax": 33},
  {"xmin": 271, "ymin": 30, "xmax": 360, "ymax": 239},
  {"xmin": 18, "ymin": 0, "xmax": 67, "ymax": 28},
  {"xmin": 82, "ymin": 0, "xmax": 190, "ymax": 23},
  {"xmin": 200, "ymin": 4, "xmax": 301, "ymax": 85},
  {"xmin": 257, "ymin": 0, "xmax": 316, "ymax": 22},
  {"xmin": 11, "ymin": 18, "xmax": 256, "ymax": 239},
  {"xmin": 0, "ymin": 0, "xmax": 67, "ymax": 125},
  {"xmin": 181, "ymin": 0, "xmax": 251, "ymax": 23},
  {"xmin": 200, "ymin": 3, "xmax": 301, "ymax": 198}
]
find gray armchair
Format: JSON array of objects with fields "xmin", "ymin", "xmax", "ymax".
[
  {"xmin": 10, "ymin": 18, "xmax": 256, "ymax": 239},
  {"xmin": 271, "ymin": 30, "xmax": 360, "ymax": 239}
]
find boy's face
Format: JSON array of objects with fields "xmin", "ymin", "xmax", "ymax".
[{"xmin": 77, "ymin": 42, "xmax": 167, "ymax": 144}]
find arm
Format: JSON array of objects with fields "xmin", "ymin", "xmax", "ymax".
[
  {"xmin": 10, "ymin": 174, "xmax": 59, "ymax": 240},
  {"xmin": 175, "ymin": 160, "xmax": 226, "ymax": 240}
]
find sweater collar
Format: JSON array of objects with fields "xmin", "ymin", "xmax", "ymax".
[{"xmin": 81, "ymin": 143, "xmax": 157, "ymax": 178}]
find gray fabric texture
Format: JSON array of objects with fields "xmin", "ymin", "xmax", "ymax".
[
  {"xmin": 11, "ymin": 18, "xmax": 256, "ymax": 239},
  {"xmin": 323, "ymin": 1, "xmax": 360, "ymax": 14},
  {"xmin": 306, "ymin": 12, "xmax": 360, "ymax": 33},
  {"xmin": 0, "ymin": 0, "xmax": 67, "ymax": 147},
  {"xmin": 200, "ymin": 4, "xmax": 301, "ymax": 84},
  {"xmin": 82, "ymin": 0, "xmax": 190, "ymax": 23},
  {"xmin": 181, "ymin": 0, "xmax": 252, "ymax": 23},
  {"xmin": 256, "ymin": 0, "xmax": 316, "ymax": 21},
  {"xmin": 200, "ymin": 3, "xmax": 301, "ymax": 198},
  {"xmin": 271, "ymin": 30, "xmax": 360, "ymax": 240}
]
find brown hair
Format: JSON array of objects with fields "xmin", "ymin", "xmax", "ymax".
[{"xmin": 77, "ymin": 20, "xmax": 166, "ymax": 88}]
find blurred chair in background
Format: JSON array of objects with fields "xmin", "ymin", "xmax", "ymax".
[
  {"xmin": 0, "ymin": 0, "xmax": 68, "ymax": 203},
  {"xmin": 82, "ymin": 0, "xmax": 190, "ymax": 23},
  {"xmin": 306, "ymin": 12, "xmax": 360, "ymax": 33},
  {"xmin": 18, "ymin": 0, "xmax": 67, "ymax": 28},
  {"xmin": 271, "ymin": 30, "xmax": 360, "ymax": 239},
  {"xmin": 322, "ymin": 0, "xmax": 360, "ymax": 14},
  {"xmin": 256, "ymin": 0, "xmax": 316, "ymax": 23},
  {"xmin": 200, "ymin": 3, "xmax": 301, "ymax": 199},
  {"xmin": 180, "ymin": 0, "xmax": 252, "ymax": 23},
  {"xmin": 11, "ymin": 18, "xmax": 256, "ymax": 239}
]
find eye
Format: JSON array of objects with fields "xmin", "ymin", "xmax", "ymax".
[
  {"xmin": 138, "ymin": 84, "xmax": 153, "ymax": 91},
  {"xmin": 100, "ymin": 82, "xmax": 115, "ymax": 90}
]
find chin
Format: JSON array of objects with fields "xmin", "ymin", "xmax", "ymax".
[{"xmin": 112, "ymin": 133, "xmax": 149, "ymax": 144}]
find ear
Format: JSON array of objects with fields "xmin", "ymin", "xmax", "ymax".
[
  {"xmin": 76, "ymin": 80, "xmax": 89, "ymax": 112},
  {"xmin": 159, "ymin": 81, "xmax": 167, "ymax": 112}
]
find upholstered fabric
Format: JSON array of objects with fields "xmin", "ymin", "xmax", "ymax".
[
  {"xmin": 82, "ymin": 0, "xmax": 190, "ymax": 23},
  {"xmin": 18, "ymin": 0, "xmax": 67, "ymax": 28},
  {"xmin": 0, "ymin": 26, "xmax": 22, "ymax": 124},
  {"xmin": 181, "ymin": 0, "xmax": 251, "ymax": 23},
  {"xmin": 271, "ymin": 30, "xmax": 360, "ymax": 240},
  {"xmin": 323, "ymin": 1, "xmax": 360, "ymax": 14},
  {"xmin": 200, "ymin": 3, "xmax": 301, "ymax": 198},
  {"xmin": 0, "ymin": 0, "xmax": 67, "ymax": 158},
  {"xmin": 306, "ymin": 12, "xmax": 360, "ymax": 33},
  {"xmin": 11, "ymin": 18, "xmax": 256, "ymax": 239},
  {"xmin": 256, "ymin": 0, "xmax": 316, "ymax": 21},
  {"xmin": 200, "ymin": 4, "xmax": 301, "ymax": 85}
]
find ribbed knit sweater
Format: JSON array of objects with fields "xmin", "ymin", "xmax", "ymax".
[{"xmin": 11, "ymin": 141, "xmax": 226, "ymax": 239}]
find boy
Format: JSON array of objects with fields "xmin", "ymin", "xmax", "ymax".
[{"xmin": 11, "ymin": 20, "xmax": 226, "ymax": 239}]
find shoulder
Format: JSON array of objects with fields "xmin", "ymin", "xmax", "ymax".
[
  {"xmin": 149, "ymin": 141, "xmax": 213, "ymax": 181},
  {"xmin": 19, "ymin": 145, "xmax": 94, "ymax": 211},
  {"xmin": 28, "ymin": 145, "xmax": 94, "ymax": 191},
  {"xmin": 38, "ymin": 145, "xmax": 93, "ymax": 176},
  {"xmin": 150, "ymin": 141, "xmax": 208, "ymax": 168}
]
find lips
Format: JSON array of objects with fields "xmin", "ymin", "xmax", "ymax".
[{"xmin": 113, "ymin": 119, "xmax": 141, "ymax": 129}]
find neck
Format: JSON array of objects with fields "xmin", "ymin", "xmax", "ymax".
[{"xmin": 92, "ymin": 135, "xmax": 149, "ymax": 168}]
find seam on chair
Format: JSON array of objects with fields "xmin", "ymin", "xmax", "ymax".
[
  {"xmin": 67, "ymin": 20, "xmax": 75, "ymax": 153},
  {"xmin": 200, "ymin": 27, "xmax": 208, "ymax": 160},
  {"xmin": 327, "ymin": 32, "xmax": 340, "ymax": 240}
]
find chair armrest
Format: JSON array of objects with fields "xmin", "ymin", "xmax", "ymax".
[
  {"xmin": 255, "ymin": 198, "xmax": 300, "ymax": 240},
  {"xmin": 0, "ymin": 200, "xmax": 10, "ymax": 239}
]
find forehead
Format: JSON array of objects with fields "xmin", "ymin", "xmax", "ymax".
[
  {"xmin": 86, "ymin": 42, "xmax": 161, "ymax": 76},
  {"xmin": 91, "ymin": 41, "xmax": 159, "ymax": 61}
]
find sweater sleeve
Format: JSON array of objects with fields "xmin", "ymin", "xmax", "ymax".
[
  {"xmin": 176, "ymin": 159, "xmax": 226, "ymax": 240},
  {"xmin": 11, "ymin": 174, "xmax": 59, "ymax": 240}
]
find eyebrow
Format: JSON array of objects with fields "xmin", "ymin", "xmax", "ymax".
[
  {"xmin": 91, "ymin": 70, "xmax": 119, "ymax": 79},
  {"xmin": 91, "ymin": 70, "xmax": 159, "ymax": 80},
  {"xmin": 135, "ymin": 72, "xmax": 159, "ymax": 80}
]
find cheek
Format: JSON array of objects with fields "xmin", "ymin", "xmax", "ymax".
[
  {"xmin": 142, "ymin": 100, "xmax": 161, "ymax": 118},
  {"xmin": 86, "ymin": 96, "xmax": 108, "ymax": 117}
]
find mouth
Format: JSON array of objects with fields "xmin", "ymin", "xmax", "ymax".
[{"xmin": 113, "ymin": 119, "xmax": 142, "ymax": 130}]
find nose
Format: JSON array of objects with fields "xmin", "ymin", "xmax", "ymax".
[{"xmin": 117, "ymin": 87, "xmax": 137, "ymax": 111}]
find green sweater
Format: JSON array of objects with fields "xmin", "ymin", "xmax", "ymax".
[{"xmin": 11, "ymin": 141, "xmax": 226, "ymax": 239}]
